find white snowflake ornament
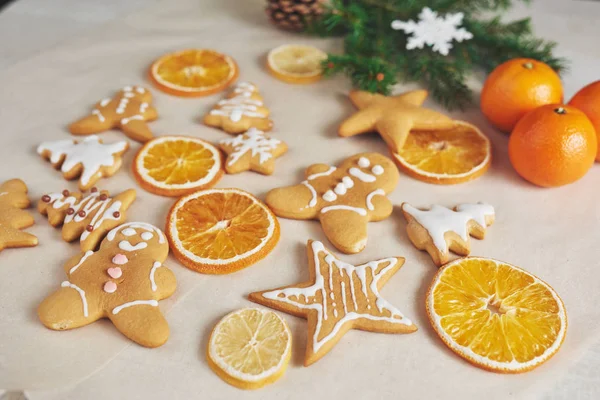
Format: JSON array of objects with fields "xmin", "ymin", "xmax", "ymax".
[{"xmin": 391, "ymin": 7, "xmax": 473, "ymax": 56}]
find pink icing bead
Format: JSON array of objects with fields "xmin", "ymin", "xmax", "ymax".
[
  {"xmin": 107, "ymin": 267, "xmax": 122, "ymax": 279},
  {"xmin": 112, "ymin": 254, "xmax": 128, "ymax": 265},
  {"xmin": 103, "ymin": 281, "xmax": 117, "ymax": 293}
]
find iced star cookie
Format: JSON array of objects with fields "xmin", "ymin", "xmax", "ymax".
[
  {"xmin": 401, "ymin": 202, "xmax": 495, "ymax": 266},
  {"xmin": 37, "ymin": 135, "xmax": 129, "ymax": 191},
  {"xmin": 38, "ymin": 222, "xmax": 176, "ymax": 348},
  {"xmin": 203, "ymin": 82, "xmax": 273, "ymax": 134},
  {"xmin": 265, "ymin": 153, "xmax": 399, "ymax": 254},
  {"xmin": 38, "ymin": 188, "xmax": 136, "ymax": 251},
  {"xmin": 69, "ymin": 85, "xmax": 158, "ymax": 143},
  {"xmin": 339, "ymin": 90, "xmax": 454, "ymax": 153},
  {"xmin": 0, "ymin": 179, "xmax": 38, "ymax": 252},
  {"xmin": 219, "ymin": 128, "xmax": 287, "ymax": 175},
  {"xmin": 249, "ymin": 240, "xmax": 417, "ymax": 366}
]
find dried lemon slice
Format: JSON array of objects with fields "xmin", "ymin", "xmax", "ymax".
[{"xmin": 267, "ymin": 44, "xmax": 327, "ymax": 84}]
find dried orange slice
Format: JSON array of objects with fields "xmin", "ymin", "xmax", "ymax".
[
  {"xmin": 266, "ymin": 44, "xmax": 327, "ymax": 84},
  {"xmin": 166, "ymin": 188, "xmax": 280, "ymax": 274},
  {"xmin": 392, "ymin": 121, "xmax": 491, "ymax": 185},
  {"xmin": 427, "ymin": 257, "xmax": 567, "ymax": 373},
  {"xmin": 207, "ymin": 308, "xmax": 292, "ymax": 390},
  {"xmin": 133, "ymin": 136, "xmax": 223, "ymax": 197},
  {"xmin": 149, "ymin": 49, "xmax": 238, "ymax": 97}
]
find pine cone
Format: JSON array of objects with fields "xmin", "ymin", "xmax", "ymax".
[{"xmin": 266, "ymin": 0, "xmax": 326, "ymax": 31}]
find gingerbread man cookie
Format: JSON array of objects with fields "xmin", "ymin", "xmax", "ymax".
[
  {"xmin": 38, "ymin": 222, "xmax": 177, "ymax": 348},
  {"xmin": 401, "ymin": 202, "xmax": 495, "ymax": 266},
  {"xmin": 69, "ymin": 85, "xmax": 158, "ymax": 143},
  {"xmin": 219, "ymin": 128, "xmax": 287, "ymax": 175},
  {"xmin": 39, "ymin": 188, "xmax": 136, "ymax": 251},
  {"xmin": 339, "ymin": 90, "xmax": 454, "ymax": 153},
  {"xmin": 249, "ymin": 240, "xmax": 416, "ymax": 366},
  {"xmin": 203, "ymin": 82, "xmax": 273, "ymax": 134},
  {"xmin": 37, "ymin": 135, "xmax": 129, "ymax": 191},
  {"xmin": 0, "ymin": 179, "xmax": 38, "ymax": 252},
  {"xmin": 265, "ymin": 153, "xmax": 399, "ymax": 254}
]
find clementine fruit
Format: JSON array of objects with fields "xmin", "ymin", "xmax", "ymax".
[
  {"xmin": 508, "ymin": 105, "xmax": 597, "ymax": 187},
  {"xmin": 481, "ymin": 58, "xmax": 563, "ymax": 132},
  {"xmin": 568, "ymin": 80, "xmax": 600, "ymax": 161}
]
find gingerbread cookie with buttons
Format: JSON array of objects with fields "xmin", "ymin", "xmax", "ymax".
[
  {"xmin": 69, "ymin": 85, "xmax": 158, "ymax": 143},
  {"xmin": 38, "ymin": 222, "xmax": 176, "ymax": 348},
  {"xmin": 38, "ymin": 188, "xmax": 136, "ymax": 251},
  {"xmin": 203, "ymin": 82, "xmax": 273, "ymax": 134},
  {"xmin": 0, "ymin": 179, "xmax": 38, "ymax": 252},
  {"xmin": 265, "ymin": 153, "xmax": 399, "ymax": 254}
]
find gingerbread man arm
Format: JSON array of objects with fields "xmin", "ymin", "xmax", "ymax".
[
  {"xmin": 153, "ymin": 264, "xmax": 177, "ymax": 299},
  {"xmin": 304, "ymin": 163, "xmax": 333, "ymax": 179},
  {"xmin": 367, "ymin": 194, "xmax": 393, "ymax": 222},
  {"xmin": 69, "ymin": 114, "xmax": 113, "ymax": 136},
  {"xmin": 120, "ymin": 119, "xmax": 154, "ymax": 143},
  {"xmin": 38, "ymin": 286, "xmax": 102, "ymax": 330},
  {"xmin": 108, "ymin": 305, "xmax": 170, "ymax": 348},
  {"xmin": 319, "ymin": 210, "xmax": 369, "ymax": 254}
]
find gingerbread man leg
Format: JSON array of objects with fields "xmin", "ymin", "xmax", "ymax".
[
  {"xmin": 38, "ymin": 285, "xmax": 102, "ymax": 330},
  {"xmin": 319, "ymin": 210, "xmax": 369, "ymax": 254},
  {"xmin": 120, "ymin": 119, "xmax": 154, "ymax": 143},
  {"xmin": 109, "ymin": 304, "xmax": 170, "ymax": 348}
]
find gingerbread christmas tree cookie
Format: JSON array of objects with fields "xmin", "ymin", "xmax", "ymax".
[
  {"xmin": 38, "ymin": 188, "xmax": 136, "ymax": 251},
  {"xmin": 219, "ymin": 128, "xmax": 287, "ymax": 175},
  {"xmin": 401, "ymin": 202, "xmax": 495, "ymax": 266},
  {"xmin": 339, "ymin": 90, "xmax": 454, "ymax": 152},
  {"xmin": 69, "ymin": 85, "xmax": 158, "ymax": 143},
  {"xmin": 38, "ymin": 222, "xmax": 176, "ymax": 348},
  {"xmin": 0, "ymin": 179, "xmax": 38, "ymax": 252},
  {"xmin": 265, "ymin": 153, "xmax": 398, "ymax": 254},
  {"xmin": 249, "ymin": 240, "xmax": 416, "ymax": 366},
  {"xmin": 37, "ymin": 135, "xmax": 129, "ymax": 191},
  {"xmin": 203, "ymin": 82, "xmax": 273, "ymax": 134}
]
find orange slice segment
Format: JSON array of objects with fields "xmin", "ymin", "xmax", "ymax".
[
  {"xmin": 149, "ymin": 49, "xmax": 238, "ymax": 97},
  {"xmin": 392, "ymin": 121, "xmax": 491, "ymax": 185},
  {"xmin": 266, "ymin": 44, "xmax": 327, "ymax": 84},
  {"xmin": 207, "ymin": 308, "xmax": 292, "ymax": 390},
  {"xmin": 166, "ymin": 188, "xmax": 280, "ymax": 274},
  {"xmin": 427, "ymin": 257, "xmax": 567, "ymax": 373},
  {"xmin": 133, "ymin": 136, "xmax": 223, "ymax": 197}
]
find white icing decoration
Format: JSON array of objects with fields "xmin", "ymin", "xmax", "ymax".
[
  {"xmin": 69, "ymin": 250, "xmax": 94, "ymax": 275},
  {"xmin": 37, "ymin": 135, "xmax": 127, "ymax": 186},
  {"xmin": 371, "ymin": 165, "xmax": 384, "ymax": 175},
  {"xmin": 334, "ymin": 176, "xmax": 354, "ymax": 195},
  {"xmin": 349, "ymin": 167, "xmax": 376, "ymax": 183},
  {"xmin": 122, "ymin": 228, "xmax": 136, "ymax": 236},
  {"xmin": 262, "ymin": 241, "xmax": 413, "ymax": 353},
  {"xmin": 112, "ymin": 299, "xmax": 158, "ymax": 315},
  {"xmin": 119, "ymin": 241, "xmax": 148, "ymax": 252},
  {"xmin": 358, "ymin": 157, "xmax": 370, "ymax": 168},
  {"xmin": 210, "ymin": 83, "xmax": 267, "ymax": 122},
  {"xmin": 366, "ymin": 189, "xmax": 385, "ymax": 211},
  {"xmin": 322, "ymin": 190, "xmax": 337, "ymax": 202},
  {"xmin": 91, "ymin": 109, "xmax": 105, "ymax": 122},
  {"xmin": 61, "ymin": 281, "xmax": 88, "ymax": 317},
  {"xmin": 306, "ymin": 166, "xmax": 336, "ymax": 181},
  {"xmin": 141, "ymin": 232, "xmax": 153, "ymax": 241},
  {"xmin": 402, "ymin": 203, "xmax": 495, "ymax": 252},
  {"xmin": 219, "ymin": 128, "xmax": 281, "ymax": 166},
  {"xmin": 136, "ymin": 87, "xmax": 145, "ymax": 94},
  {"xmin": 121, "ymin": 115, "xmax": 143, "ymax": 125},
  {"xmin": 123, "ymin": 92, "xmax": 135, "ymax": 98},
  {"xmin": 301, "ymin": 181, "xmax": 318, "ymax": 208},
  {"xmin": 321, "ymin": 205, "xmax": 367, "ymax": 216},
  {"xmin": 100, "ymin": 98, "xmax": 111, "ymax": 107},
  {"xmin": 149, "ymin": 261, "xmax": 162, "ymax": 291},
  {"xmin": 107, "ymin": 222, "xmax": 165, "ymax": 243}
]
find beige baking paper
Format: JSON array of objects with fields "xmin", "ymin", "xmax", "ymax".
[{"xmin": 0, "ymin": 0, "xmax": 599, "ymax": 399}]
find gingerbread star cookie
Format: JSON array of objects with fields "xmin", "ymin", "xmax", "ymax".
[
  {"xmin": 38, "ymin": 188, "xmax": 136, "ymax": 251},
  {"xmin": 38, "ymin": 222, "xmax": 176, "ymax": 348},
  {"xmin": 339, "ymin": 90, "xmax": 455, "ymax": 153},
  {"xmin": 265, "ymin": 153, "xmax": 399, "ymax": 254},
  {"xmin": 0, "ymin": 179, "xmax": 38, "ymax": 252},
  {"xmin": 401, "ymin": 202, "xmax": 495, "ymax": 266},
  {"xmin": 37, "ymin": 135, "xmax": 129, "ymax": 191},
  {"xmin": 203, "ymin": 82, "xmax": 273, "ymax": 134},
  {"xmin": 218, "ymin": 128, "xmax": 287, "ymax": 175},
  {"xmin": 69, "ymin": 85, "xmax": 158, "ymax": 143},
  {"xmin": 249, "ymin": 240, "xmax": 416, "ymax": 366}
]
